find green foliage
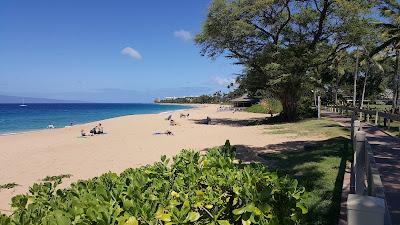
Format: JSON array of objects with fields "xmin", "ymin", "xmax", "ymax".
[
  {"xmin": 0, "ymin": 183, "xmax": 19, "ymax": 191},
  {"xmin": 157, "ymin": 91, "xmax": 236, "ymax": 104},
  {"xmin": 261, "ymin": 118, "xmax": 351, "ymax": 224},
  {"xmin": 1, "ymin": 141, "xmax": 307, "ymax": 225},
  {"xmin": 245, "ymin": 99, "xmax": 283, "ymax": 114},
  {"xmin": 42, "ymin": 174, "xmax": 72, "ymax": 182},
  {"xmin": 245, "ymin": 104, "xmax": 269, "ymax": 114},
  {"xmin": 196, "ymin": 0, "xmax": 377, "ymax": 120},
  {"xmin": 262, "ymin": 138, "xmax": 350, "ymax": 225},
  {"xmin": 266, "ymin": 118, "xmax": 348, "ymax": 138}
]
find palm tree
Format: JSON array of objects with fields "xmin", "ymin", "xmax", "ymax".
[
  {"xmin": 353, "ymin": 48, "xmax": 361, "ymax": 107},
  {"xmin": 360, "ymin": 52, "xmax": 385, "ymax": 109},
  {"xmin": 370, "ymin": 0, "xmax": 400, "ymax": 110},
  {"xmin": 370, "ymin": 0, "xmax": 400, "ymax": 55},
  {"xmin": 330, "ymin": 52, "xmax": 347, "ymax": 105}
]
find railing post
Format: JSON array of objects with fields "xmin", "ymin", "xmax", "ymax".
[
  {"xmin": 317, "ymin": 96, "xmax": 321, "ymax": 119},
  {"xmin": 347, "ymin": 194, "xmax": 385, "ymax": 225},
  {"xmin": 354, "ymin": 131, "xmax": 366, "ymax": 195},
  {"xmin": 375, "ymin": 111, "xmax": 379, "ymax": 126},
  {"xmin": 351, "ymin": 116, "xmax": 360, "ymax": 141}
]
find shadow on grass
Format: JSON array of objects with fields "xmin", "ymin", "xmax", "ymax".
[
  {"xmin": 234, "ymin": 137, "xmax": 350, "ymax": 225},
  {"xmin": 190, "ymin": 117, "xmax": 268, "ymax": 127}
]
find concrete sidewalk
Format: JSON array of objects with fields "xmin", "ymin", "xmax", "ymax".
[{"xmin": 325, "ymin": 112, "xmax": 400, "ymax": 225}]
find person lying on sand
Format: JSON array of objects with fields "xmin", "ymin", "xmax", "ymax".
[
  {"xmin": 153, "ymin": 130, "xmax": 174, "ymax": 135},
  {"xmin": 180, "ymin": 113, "xmax": 190, "ymax": 118},
  {"xmin": 165, "ymin": 115, "xmax": 172, "ymax": 120},
  {"xmin": 206, "ymin": 116, "xmax": 212, "ymax": 125}
]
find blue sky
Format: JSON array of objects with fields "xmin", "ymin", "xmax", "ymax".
[{"xmin": 0, "ymin": 1, "xmax": 241, "ymax": 102}]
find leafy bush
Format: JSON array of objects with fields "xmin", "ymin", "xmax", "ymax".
[
  {"xmin": 245, "ymin": 99, "xmax": 283, "ymax": 114},
  {"xmin": 1, "ymin": 141, "xmax": 307, "ymax": 225}
]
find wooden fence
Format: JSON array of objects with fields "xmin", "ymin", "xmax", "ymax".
[
  {"xmin": 326, "ymin": 105, "xmax": 400, "ymax": 136},
  {"xmin": 326, "ymin": 108, "xmax": 390, "ymax": 225}
]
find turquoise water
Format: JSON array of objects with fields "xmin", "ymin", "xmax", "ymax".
[{"xmin": 0, "ymin": 103, "xmax": 191, "ymax": 134}]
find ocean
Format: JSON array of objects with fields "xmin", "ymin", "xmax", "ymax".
[{"xmin": 0, "ymin": 103, "xmax": 191, "ymax": 134}]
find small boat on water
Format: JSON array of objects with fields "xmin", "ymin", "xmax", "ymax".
[{"xmin": 19, "ymin": 99, "xmax": 27, "ymax": 107}]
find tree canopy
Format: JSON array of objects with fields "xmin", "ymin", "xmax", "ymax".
[{"xmin": 196, "ymin": 0, "xmax": 378, "ymax": 120}]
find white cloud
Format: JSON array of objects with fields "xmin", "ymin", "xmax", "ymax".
[
  {"xmin": 121, "ymin": 47, "xmax": 142, "ymax": 60},
  {"xmin": 174, "ymin": 29, "xmax": 193, "ymax": 42},
  {"xmin": 210, "ymin": 76, "xmax": 237, "ymax": 87}
]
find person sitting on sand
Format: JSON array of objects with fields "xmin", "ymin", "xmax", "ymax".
[
  {"xmin": 170, "ymin": 119, "xmax": 178, "ymax": 126},
  {"xmin": 81, "ymin": 129, "xmax": 87, "ymax": 137},
  {"xmin": 90, "ymin": 126, "xmax": 98, "ymax": 135},
  {"xmin": 98, "ymin": 123, "xmax": 104, "ymax": 134}
]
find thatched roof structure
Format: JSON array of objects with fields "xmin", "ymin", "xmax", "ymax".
[{"xmin": 230, "ymin": 94, "xmax": 259, "ymax": 107}]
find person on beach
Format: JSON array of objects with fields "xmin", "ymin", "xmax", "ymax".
[
  {"xmin": 81, "ymin": 129, "xmax": 87, "ymax": 137},
  {"xmin": 170, "ymin": 119, "xmax": 178, "ymax": 126},
  {"xmin": 98, "ymin": 123, "xmax": 104, "ymax": 134},
  {"xmin": 206, "ymin": 116, "xmax": 211, "ymax": 125},
  {"xmin": 180, "ymin": 113, "xmax": 190, "ymax": 118},
  {"xmin": 153, "ymin": 130, "xmax": 174, "ymax": 135},
  {"xmin": 90, "ymin": 126, "xmax": 98, "ymax": 135}
]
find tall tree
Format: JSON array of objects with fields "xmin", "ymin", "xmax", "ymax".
[
  {"xmin": 353, "ymin": 48, "xmax": 360, "ymax": 107},
  {"xmin": 371, "ymin": 0, "xmax": 400, "ymax": 110},
  {"xmin": 360, "ymin": 53, "xmax": 385, "ymax": 108},
  {"xmin": 196, "ymin": 0, "xmax": 375, "ymax": 120}
]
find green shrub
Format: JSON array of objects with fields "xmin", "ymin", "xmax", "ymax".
[
  {"xmin": 245, "ymin": 104, "xmax": 268, "ymax": 114},
  {"xmin": 245, "ymin": 99, "xmax": 283, "ymax": 114},
  {"xmin": 1, "ymin": 141, "xmax": 307, "ymax": 225}
]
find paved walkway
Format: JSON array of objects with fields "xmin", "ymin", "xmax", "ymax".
[{"xmin": 324, "ymin": 112, "xmax": 400, "ymax": 225}]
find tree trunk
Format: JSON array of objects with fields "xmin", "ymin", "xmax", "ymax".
[
  {"xmin": 280, "ymin": 94, "xmax": 299, "ymax": 121},
  {"xmin": 353, "ymin": 49, "xmax": 360, "ymax": 107},
  {"xmin": 335, "ymin": 70, "xmax": 339, "ymax": 105},
  {"xmin": 360, "ymin": 60, "xmax": 370, "ymax": 109},
  {"xmin": 279, "ymin": 80, "xmax": 301, "ymax": 121},
  {"xmin": 395, "ymin": 50, "xmax": 399, "ymax": 112}
]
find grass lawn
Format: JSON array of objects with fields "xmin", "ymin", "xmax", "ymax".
[
  {"xmin": 366, "ymin": 104, "xmax": 392, "ymax": 111},
  {"xmin": 266, "ymin": 118, "xmax": 347, "ymax": 138},
  {"xmin": 359, "ymin": 114, "xmax": 400, "ymax": 137},
  {"xmin": 260, "ymin": 118, "xmax": 351, "ymax": 225},
  {"xmin": 244, "ymin": 104, "xmax": 270, "ymax": 114},
  {"xmin": 244, "ymin": 99, "xmax": 283, "ymax": 114}
]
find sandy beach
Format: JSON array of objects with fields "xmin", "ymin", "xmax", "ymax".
[{"xmin": 0, "ymin": 104, "xmax": 320, "ymax": 212}]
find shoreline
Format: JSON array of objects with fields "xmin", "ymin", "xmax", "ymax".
[
  {"xmin": 2, "ymin": 104, "xmax": 313, "ymax": 212},
  {"xmin": 0, "ymin": 103, "xmax": 196, "ymax": 136}
]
